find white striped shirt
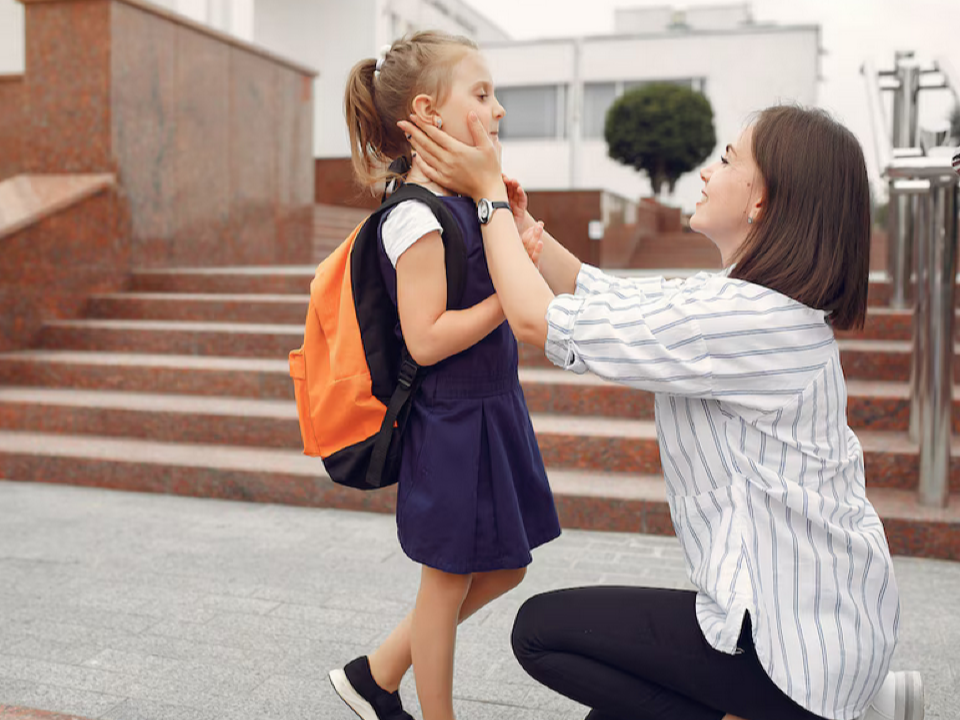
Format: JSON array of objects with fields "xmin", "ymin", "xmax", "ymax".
[{"xmin": 545, "ymin": 265, "xmax": 900, "ymax": 720}]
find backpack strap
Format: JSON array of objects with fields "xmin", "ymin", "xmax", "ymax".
[
  {"xmin": 361, "ymin": 182, "xmax": 470, "ymax": 489},
  {"xmin": 373, "ymin": 182, "xmax": 468, "ymax": 310}
]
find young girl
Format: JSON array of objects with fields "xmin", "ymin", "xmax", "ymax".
[
  {"xmin": 329, "ymin": 32, "xmax": 561, "ymax": 720},
  {"xmin": 400, "ymin": 105, "xmax": 923, "ymax": 720}
]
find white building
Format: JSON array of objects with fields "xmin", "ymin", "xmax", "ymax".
[
  {"xmin": 485, "ymin": 4, "xmax": 821, "ymax": 210},
  {"xmin": 0, "ymin": 1, "xmax": 819, "ymax": 210}
]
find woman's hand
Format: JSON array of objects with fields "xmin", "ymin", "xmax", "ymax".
[
  {"xmin": 503, "ymin": 173, "xmax": 536, "ymax": 234},
  {"xmin": 521, "ymin": 221, "xmax": 545, "ymax": 269},
  {"xmin": 398, "ymin": 112, "xmax": 505, "ymax": 201}
]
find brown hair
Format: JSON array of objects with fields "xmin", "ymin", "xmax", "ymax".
[
  {"xmin": 730, "ymin": 105, "xmax": 870, "ymax": 330},
  {"xmin": 344, "ymin": 31, "xmax": 478, "ymax": 191}
]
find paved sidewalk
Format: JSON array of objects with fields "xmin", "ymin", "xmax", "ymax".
[{"xmin": 0, "ymin": 481, "xmax": 957, "ymax": 720}]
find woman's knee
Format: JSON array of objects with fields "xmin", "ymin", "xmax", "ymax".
[{"xmin": 511, "ymin": 591, "xmax": 556, "ymax": 665}]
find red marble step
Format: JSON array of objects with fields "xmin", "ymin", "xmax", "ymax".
[
  {"xmin": 836, "ymin": 307, "xmax": 960, "ymax": 342},
  {"xmin": 86, "ymin": 292, "xmax": 309, "ymax": 324},
  {"xmin": 37, "ymin": 320, "xmax": 303, "ymax": 359},
  {"xmin": 0, "ymin": 431, "xmax": 956, "ymax": 561},
  {"xmin": 122, "ymin": 269, "xmax": 901, "ymax": 302},
  {"xmin": 520, "ymin": 339, "xmax": 958, "ymax": 383},
  {"xmin": 2, "ymin": 354, "xmax": 956, "ymax": 434},
  {"xmin": 520, "ymin": 369, "xmax": 960, "ymax": 433},
  {"xmin": 129, "ymin": 267, "xmax": 315, "ymax": 295},
  {"xmin": 0, "ymin": 351, "xmax": 293, "ymax": 399},
  {"xmin": 1, "ymin": 389, "xmax": 955, "ymax": 493}
]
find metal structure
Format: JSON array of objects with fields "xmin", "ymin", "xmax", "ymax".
[{"xmin": 863, "ymin": 53, "xmax": 960, "ymax": 508}]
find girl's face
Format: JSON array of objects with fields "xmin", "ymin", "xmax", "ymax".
[
  {"xmin": 689, "ymin": 124, "xmax": 765, "ymax": 265},
  {"xmin": 430, "ymin": 51, "xmax": 506, "ymax": 165}
]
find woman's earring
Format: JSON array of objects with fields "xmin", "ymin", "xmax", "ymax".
[
  {"xmin": 435, "ymin": 117, "xmax": 443, "ymax": 129},
  {"xmin": 747, "ymin": 216, "xmax": 754, "ymax": 224}
]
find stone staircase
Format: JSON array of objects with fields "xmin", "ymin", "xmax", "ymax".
[{"xmin": 0, "ymin": 266, "xmax": 957, "ymax": 560}]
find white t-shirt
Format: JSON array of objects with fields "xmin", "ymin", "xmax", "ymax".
[{"xmin": 380, "ymin": 200, "xmax": 443, "ymax": 268}]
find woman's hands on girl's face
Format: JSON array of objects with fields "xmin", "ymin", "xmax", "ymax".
[{"xmin": 399, "ymin": 112, "xmax": 505, "ymax": 201}]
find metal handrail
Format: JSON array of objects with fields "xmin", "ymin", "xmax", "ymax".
[
  {"xmin": 936, "ymin": 55, "xmax": 960, "ymax": 104},
  {"xmin": 862, "ymin": 61, "xmax": 893, "ymax": 173},
  {"xmin": 862, "ymin": 53, "xmax": 960, "ymax": 509}
]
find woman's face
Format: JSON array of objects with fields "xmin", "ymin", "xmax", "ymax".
[
  {"xmin": 689, "ymin": 124, "xmax": 765, "ymax": 265},
  {"xmin": 433, "ymin": 51, "xmax": 506, "ymax": 165}
]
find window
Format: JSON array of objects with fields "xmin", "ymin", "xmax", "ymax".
[
  {"xmin": 583, "ymin": 83, "xmax": 617, "ymax": 139},
  {"xmin": 498, "ymin": 86, "xmax": 566, "ymax": 140}
]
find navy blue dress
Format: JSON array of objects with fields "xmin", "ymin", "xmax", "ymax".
[{"xmin": 378, "ymin": 194, "xmax": 561, "ymax": 574}]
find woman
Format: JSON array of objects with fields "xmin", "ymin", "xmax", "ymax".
[{"xmin": 398, "ymin": 104, "xmax": 923, "ymax": 720}]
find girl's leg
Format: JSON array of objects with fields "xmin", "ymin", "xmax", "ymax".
[
  {"xmin": 410, "ymin": 566, "xmax": 472, "ymax": 720},
  {"xmin": 369, "ymin": 567, "xmax": 527, "ymax": 693},
  {"xmin": 512, "ymin": 586, "xmax": 824, "ymax": 720}
]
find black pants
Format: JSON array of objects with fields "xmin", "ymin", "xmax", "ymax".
[{"xmin": 511, "ymin": 586, "xmax": 827, "ymax": 720}]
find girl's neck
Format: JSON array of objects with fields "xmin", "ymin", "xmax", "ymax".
[{"xmin": 405, "ymin": 166, "xmax": 456, "ymax": 197}]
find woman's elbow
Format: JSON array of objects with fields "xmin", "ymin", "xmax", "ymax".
[{"xmin": 513, "ymin": 317, "xmax": 548, "ymax": 350}]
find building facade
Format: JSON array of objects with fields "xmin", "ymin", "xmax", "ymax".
[
  {"xmin": 485, "ymin": 5, "xmax": 821, "ymax": 210},
  {"xmin": 0, "ymin": 0, "xmax": 818, "ymax": 210}
]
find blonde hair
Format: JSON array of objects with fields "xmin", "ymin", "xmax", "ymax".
[{"xmin": 344, "ymin": 31, "xmax": 478, "ymax": 192}]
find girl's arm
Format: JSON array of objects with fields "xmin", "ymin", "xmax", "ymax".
[
  {"xmin": 396, "ymin": 229, "xmax": 504, "ymax": 366},
  {"xmin": 399, "ymin": 116, "xmax": 557, "ymax": 349}
]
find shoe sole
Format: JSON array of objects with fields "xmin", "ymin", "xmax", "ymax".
[
  {"xmin": 329, "ymin": 668, "xmax": 378, "ymax": 720},
  {"xmin": 898, "ymin": 671, "xmax": 924, "ymax": 720}
]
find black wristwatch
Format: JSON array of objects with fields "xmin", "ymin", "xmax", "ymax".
[{"xmin": 477, "ymin": 198, "xmax": 510, "ymax": 225}]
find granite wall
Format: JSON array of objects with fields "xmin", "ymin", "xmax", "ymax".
[{"xmin": 15, "ymin": 0, "xmax": 316, "ymax": 267}]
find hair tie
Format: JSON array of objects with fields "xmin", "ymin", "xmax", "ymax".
[{"xmin": 374, "ymin": 44, "xmax": 392, "ymax": 78}]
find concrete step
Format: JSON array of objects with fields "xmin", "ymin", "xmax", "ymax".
[
  {"xmin": 36, "ymin": 319, "xmax": 302, "ymax": 359},
  {"xmin": 0, "ymin": 387, "xmax": 954, "ymax": 493},
  {"xmin": 0, "ymin": 430, "xmax": 955, "ymax": 561},
  {"xmin": 2, "ymin": 353, "xmax": 954, "ymax": 434},
  {"xmin": 520, "ymin": 339, "xmax": 956, "ymax": 383},
  {"xmin": 86, "ymin": 292, "xmax": 309, "ymax": 324},
  {"xmin": 129, "ymin": 267, "xmax": 315, "ymax": 295}
]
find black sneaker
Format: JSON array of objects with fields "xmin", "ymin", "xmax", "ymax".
[{"xmin": 328, "ymin": 656, "xmax": 414, "ymax": 720}]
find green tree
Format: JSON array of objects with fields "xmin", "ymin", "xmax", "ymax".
[{"xmin": 604, "ymin": 83, "xmax": 716, "ymax": 196}]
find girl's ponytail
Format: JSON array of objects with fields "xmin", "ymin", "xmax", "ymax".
[{"xmin": 344, "ymin": 58, "xmax": 392, "ymax": 190}]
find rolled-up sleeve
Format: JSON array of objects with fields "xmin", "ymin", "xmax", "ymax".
[
  {"xmin": 545, "ymin": 265, "xmax": 714, "ymax": 396},
  {"xmin": 574, "ymin": 263, "xmax": 687, "ymax": 299},
  {"xmin": 544, "ymin": 265, "xmax": 836, "ymax": 406}
]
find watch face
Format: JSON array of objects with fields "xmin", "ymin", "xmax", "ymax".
[{"xmin": 478, "ymin": 199, "xmax": 491, "ymax": 224}]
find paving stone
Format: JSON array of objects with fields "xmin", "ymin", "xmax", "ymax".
[
  {"xmin": 3, "ymin": 639, "xmax": 103, "ymax": 667},
  {"xmin": 0, "ymin": 482, "xmax": 956, "ymax": 720},
  {"xmin": 99, "ymin": 698, "xmax": 224, "ymax": 720}
]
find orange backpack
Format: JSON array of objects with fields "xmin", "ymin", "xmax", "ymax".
[{"xmin": 289, "ymin": 184, "xmax": 467, "ymax": 490}]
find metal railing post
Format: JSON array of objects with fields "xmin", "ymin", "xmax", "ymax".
[
  {"xmin": 887, "ymin": 57, "xmax": 921, "ymax": 309},
  {"xmin": 917, "ymin": 176, "xmax": 958, "ymax": 508}
]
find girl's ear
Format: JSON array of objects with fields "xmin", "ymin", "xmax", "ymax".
[{"xmin": 411, "ymin": 93, "xmax": 439, "ymax": 129}]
